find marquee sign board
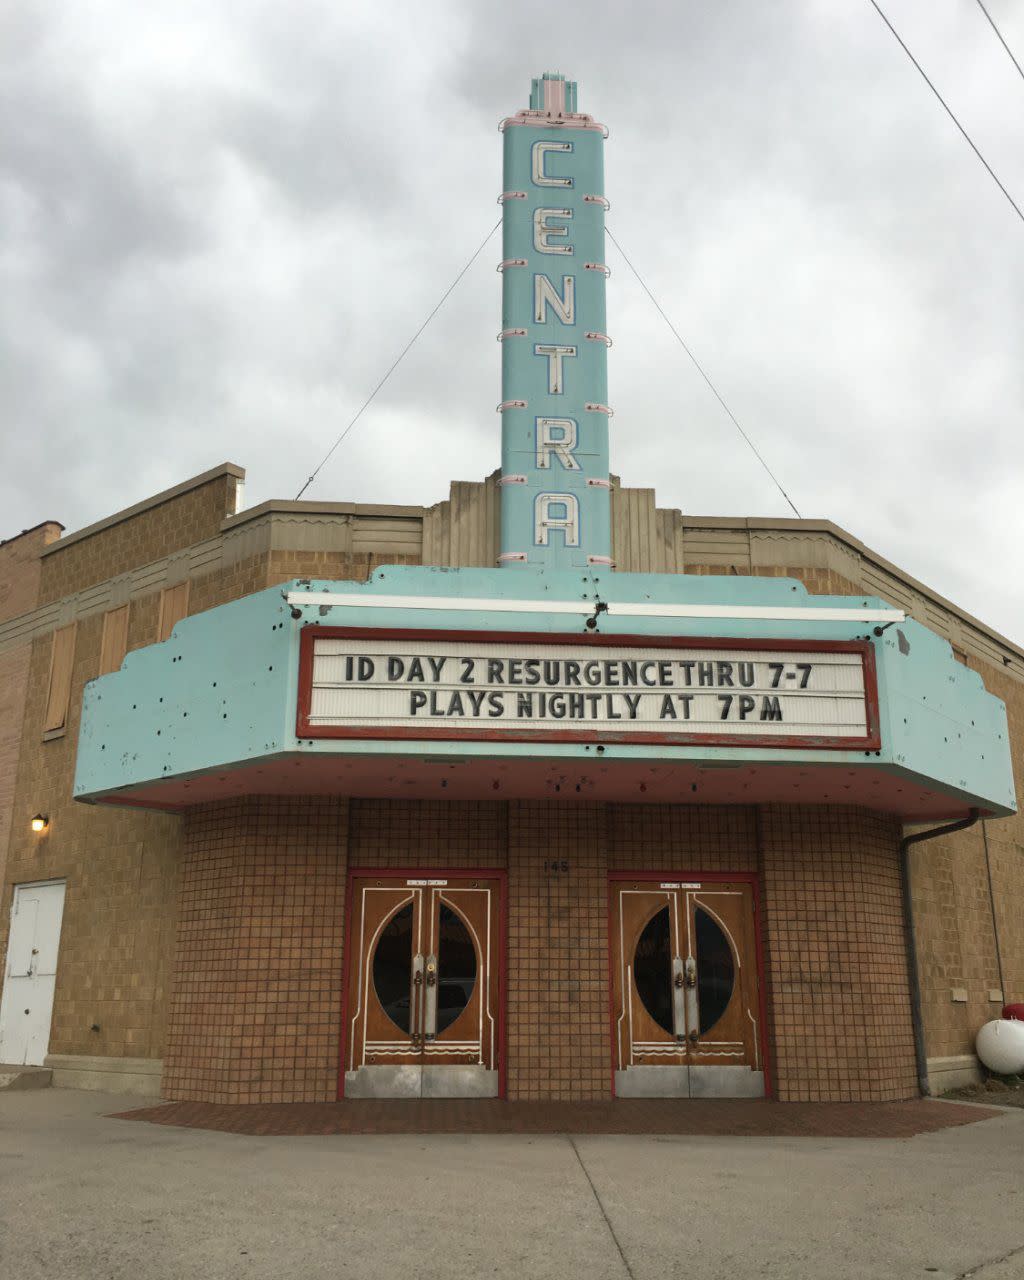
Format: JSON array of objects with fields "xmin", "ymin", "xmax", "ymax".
[{"xmin": 297, "ymin": 629, "xmax": 880, "ymax": 749}]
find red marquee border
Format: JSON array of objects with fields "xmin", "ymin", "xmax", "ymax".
[{"xmin": 296, "ymin": 626, "xmax": 882, "ymax": 752}]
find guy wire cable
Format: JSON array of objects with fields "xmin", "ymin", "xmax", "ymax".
[
  {"xmin": 295, "ymin": 218, "xmax": 501, "ymax": 500},
  {"xmin": 868, "ymin": 0, "xmax": 1024, "ymax": 228},
  {"xmin": 604, "ymin": 225, "xmax": 802, "ymax": 519}
]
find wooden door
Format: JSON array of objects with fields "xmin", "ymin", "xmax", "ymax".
[
  {"xmin": 611, "ymin": 877, "xmax": 764, "ymax": 1098},
  {"xmin": 344, "ymin": 874, "xmax": 502, "ymax": 1098}
]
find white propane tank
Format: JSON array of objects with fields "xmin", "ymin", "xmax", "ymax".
[{"xmin": 976, "ymin": 1019, "xmax": 1024, "ymax": 1076}]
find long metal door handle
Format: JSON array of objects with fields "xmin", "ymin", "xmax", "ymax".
[
  {"xmin": 423, "ymin": 955, "xmax": 439, "ymax": 1039},
  {"xmin": 670, "ymin": 955, "xmax": 687, "ymax": 1040},
  {"xmin": 411, "ymin": 953, "xmax": 425, "ymax": 1043}
]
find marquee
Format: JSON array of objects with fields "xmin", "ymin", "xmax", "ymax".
[{"xmin": 298, "ymin": 628, "xmax": 879, "ymax": 748}]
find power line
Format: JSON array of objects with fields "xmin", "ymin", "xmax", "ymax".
[
  {"xmin": 295, "ymin": 219, "xmax": 501, "ymax": 500},
  {"xmin": 974, "ymin": 0, "xmax": 1024, "ymax": 87},
  {"xmin": 604, "ymin": 225, "xmax": 803, "ymax": 519},
  {"xmin": 867, "ymin": 0, "xmax": 1024, "ymax": 228}
]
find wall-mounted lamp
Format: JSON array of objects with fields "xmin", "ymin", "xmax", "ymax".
[{"xmin": 30, "ymin": 814, "xmax": 49, "ymax": 834}]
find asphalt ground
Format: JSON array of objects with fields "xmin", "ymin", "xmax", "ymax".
[{"xmin": 1, "ymin": 1088, "xmax": 1023, "ymax": 1280}]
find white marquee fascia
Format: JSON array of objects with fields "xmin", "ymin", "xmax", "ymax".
[{"xmin": 285, "ymin": 590, "xmax": 906, "ymax": 626}]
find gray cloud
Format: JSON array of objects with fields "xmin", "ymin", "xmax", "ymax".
[{"xmin": 2, "ymin": 0, "xmax": 1022, "ymax": 640}]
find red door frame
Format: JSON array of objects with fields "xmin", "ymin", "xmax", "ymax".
[
  {"xmin": 607, "ymin": 869, "xmax": 773, "ymax": 1099},
  {"xmin": 338, "ymin": 867, "xmax": 509, "ymax": 1100}
]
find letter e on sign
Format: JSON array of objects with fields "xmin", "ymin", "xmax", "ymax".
[{"xmin": 534, "ymin": 208, "xmax": 573, "ymax": 255}]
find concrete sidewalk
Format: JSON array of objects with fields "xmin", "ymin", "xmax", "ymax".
[{"xmin": 1, "ymin": 1089, "xmax": 1023, "ymax": 1280}]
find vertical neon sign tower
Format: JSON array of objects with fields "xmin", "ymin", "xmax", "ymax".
[{"xmin": 498, "ymin": 73, "xmax": 612, "ymax": 570}]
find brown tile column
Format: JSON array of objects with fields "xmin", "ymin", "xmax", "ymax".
[
  {"xmin": 506, "ymin": 801, "xmax": 610, "ymax": 1101},
  {"xmin": 758, "ymin": 804, "xmax": 918, "ymax": 1101},
  {"xmin": 162, "ymin": 796, "xmax": 348, "ymax": 1104}
]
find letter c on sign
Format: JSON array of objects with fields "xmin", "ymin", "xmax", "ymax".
[{"xmin": 532, "ymin": 141, "xmax": 573, "ymax": 188}]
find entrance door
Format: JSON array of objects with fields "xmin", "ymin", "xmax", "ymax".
[
  {"xmin": 0, "ymin": 881, "xmax": 67, "ymax": 1066},
  {"xmin": 611, "ymin": 877, "xmax": 765, "ymax": 1097},
  {"xmin": 344, "ymin": 874, "xmax": 502, "ymax": 1098}
]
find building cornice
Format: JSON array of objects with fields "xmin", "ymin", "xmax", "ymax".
[{"xmin": 41, "ymin": 463, "xmax": 245, "ymax": 558}]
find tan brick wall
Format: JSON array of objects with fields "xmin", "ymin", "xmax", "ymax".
[
  {"xmin": 910, "ymin": 654, "xmax": 1024, "ymax": 1060},
  {"xmin": 38, "ymin": 474, "xmax": 239, "ymax": 604},
  {"xmin": 1, "ymin": 523, "xmax": 63, "ymax": 622},
  {"xmin": 1, "ymin": 611, "xmax": 182, "ymax": 1061},
  {"xmin": 0, "ymin": 523, "xmax": 66, "ymax": 917},
  {"xmin": 265, "ymin": 550, "xmax": 421, "ymax": 591},
  {"xmin": 2, "ymin": 527, "xmax": 280, "ymax": 1068},
  {"xmin": 0, "ymin": 646, "xmax": 32, "ymax": 891},
  {"xmin": 759, "ymin": 805, "xmax": 917, "ymax": 1101}
]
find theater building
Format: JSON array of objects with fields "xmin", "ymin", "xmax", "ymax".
[{"xmin": 0, "ymin": 75, "xmax": 1020, "ymax": 1107}]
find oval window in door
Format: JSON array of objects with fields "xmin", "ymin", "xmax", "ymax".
[
  {"xmin": 695, "ymin": 907, "xmax": 735, "ymax": 1034},
  {"xmin": 633, "ymin": 906, "xmax": 674, "ymax": 1035},
  {"xmin": 436, "ymin": 903, "xmax": 477, "ymax": 1033},
  {"xmin": 372, "ymin": 901, "xmax": 414, "ymax": 1033}
]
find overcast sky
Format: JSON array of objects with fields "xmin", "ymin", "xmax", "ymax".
[{"xmin": 3, "ymin": 0, "xmax": 1023, "ymax": 639}]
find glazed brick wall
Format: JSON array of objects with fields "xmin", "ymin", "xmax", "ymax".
[
  {"xmin": 608, "ymin": 804, "xmax": 758, "ymax": 873},
  {"xmin": 506, "ymin": 802, "xmax": 609, "ymax": 1101},
  {"xmin": 759, "ymin": 805, "xmax": 917, "ymax": 1101},
  {"xmin": 38, "ymin": 474, "xmax": 240, "ymax": 604},
  {"xmin": 163, "ymin": 798, "xmax": 348, "ymax": 1104},
  {"xmin": 348, "ymin": 797, "xmax": 507, "ymax": 869},
  {"xmin": 157, "ymin": 797, "xmax": 919, "ymax": 1104}
]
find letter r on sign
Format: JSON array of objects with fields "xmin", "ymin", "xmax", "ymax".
[{"xmin": 536, "ymin": 418, "xmax": 581, "ymax": 470}]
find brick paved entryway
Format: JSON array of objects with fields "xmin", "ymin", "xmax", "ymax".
[{"xmin": 110, "ymin": 1097, "xmax": 1000, "ymax": 1138}]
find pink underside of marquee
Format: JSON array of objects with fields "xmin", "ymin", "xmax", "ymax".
[{"xmin": 87, "ymin": 753, "xmax": 978, "ymax": 821}]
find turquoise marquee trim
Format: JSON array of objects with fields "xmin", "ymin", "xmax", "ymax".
[{"xmin": 73, "ymin": 565, "xmax": 1015, "ymax": 818}]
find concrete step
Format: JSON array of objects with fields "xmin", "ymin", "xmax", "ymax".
[{"xmin": 0, "ymin": 1064, "xmax": 53, "ymax": 1091}]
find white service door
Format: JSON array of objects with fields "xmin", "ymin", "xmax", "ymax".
[{"xmin": 0, "ymin": 881, "xmax": 66, "ymax": 1065}]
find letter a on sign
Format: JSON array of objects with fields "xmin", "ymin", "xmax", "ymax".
[{"xmin": 535, "ymin": 493, "xmax": 580, "ymax": 546}]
